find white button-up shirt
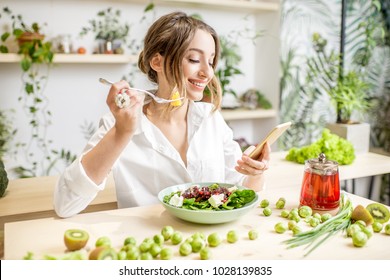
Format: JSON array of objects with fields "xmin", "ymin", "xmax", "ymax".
[{"xmin": 54, "ymin": 101, "xmax": 245, "ymax": 217}]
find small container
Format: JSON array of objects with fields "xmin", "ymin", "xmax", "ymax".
[{"xmin": 299, "ymin": 153, "xmax": 340, "ymax": 212}]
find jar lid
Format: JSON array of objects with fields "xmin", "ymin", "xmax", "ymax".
[{"xmin": 306, "ymin": 153, "xmax": 339, "ymax": 172}]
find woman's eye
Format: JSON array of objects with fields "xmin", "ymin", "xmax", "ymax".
[{"xmin": 189, "ymin": 59, "xmax": 200, "ymax": 63}]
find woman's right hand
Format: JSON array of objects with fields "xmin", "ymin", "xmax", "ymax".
[{"xmin": 106, "ymin": 80, "xmax": 143, "ymax": 136}]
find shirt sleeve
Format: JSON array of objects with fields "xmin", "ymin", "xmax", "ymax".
[{"xmin": 53, "ymin": 114, "xmax": 114, "ymax": 218}]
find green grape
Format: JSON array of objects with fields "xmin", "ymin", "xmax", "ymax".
[
  {"xmin": 199, "ymin": 246, "xmax": 212, "ymax": 260},
  {"xmin": 372, "ymin": 221, "xmax": 383, "ymax": 233},
  {"xmin": 161, "ymin": 226, "xmax": 174, "ymax": 241},
  {"xmin": 160, "ymin": 247, "xmax": 173, "ymax": 260},
  {"xmin": 227, "ymin": 230, "xmax": 239, "ymax": 243},
  {"xmin": 207, "ymin": 232, "xmax": 222, "ymax": 247},
  {"xmin": 95, "ymin": 236, "xmax": 111, "ymax": 247},
  {"xmin": 263, "ymin": 207, "xmax": 272, "ymax": 216},
  {"xmin": 260, "ymin": 199, "xmax": 269, "ymax": 208},
  {"xmin": 179, "ymin": 242, "xmax": 192, "ymax": 256},
  {"xmin": 248, "ymin": 229, "xmax": 259, "ymax": 240}
]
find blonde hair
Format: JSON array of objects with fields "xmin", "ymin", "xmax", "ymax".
[{"xmin": 138, "ymin": 11, "xmax": 222, "ymax": 112}]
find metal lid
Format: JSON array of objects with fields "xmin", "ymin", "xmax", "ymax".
[{"xmin": 306, "ymin": 153, "xmax": 339, "ymax": 172}]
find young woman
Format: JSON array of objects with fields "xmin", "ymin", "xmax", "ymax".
[{"xmin": 54, "ymin": 11, "xmax": 270, "ymax": 218}]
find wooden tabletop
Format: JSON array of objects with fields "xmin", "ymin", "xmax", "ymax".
[{"xmin": 4, "ymin": 185, "xmax": 390, "ymax": 260}]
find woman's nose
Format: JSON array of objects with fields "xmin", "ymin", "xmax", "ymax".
[{"xmin": 199, "ymin": 63, "xmax": 212, "ymax": 78}]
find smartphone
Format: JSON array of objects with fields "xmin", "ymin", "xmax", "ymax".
[{"xmin": 248, "ymin": 121, "xmax": 292, "ymax": 159}]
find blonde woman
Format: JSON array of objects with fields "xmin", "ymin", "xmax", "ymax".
[{"xmin": 54, "ymin": 11, "xmax": 270, "ymax": 218}]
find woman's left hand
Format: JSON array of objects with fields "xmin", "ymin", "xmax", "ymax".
[{"xmin": 235, "ymin": 142, "xmax": 271, "ymax": 176}]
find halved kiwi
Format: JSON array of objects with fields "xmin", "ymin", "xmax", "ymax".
[
  {"xmin": 351, "ymin": 205, "xmax": 374, "ymax": 225},
  {"xmin": 64, "ymin": 229, "xmax": 89, "ymax": 251},
  {"xmin": 89, "ymin": 246, "xmax": 118, "ymax": 260},
  {"xmin": 366, "ymin": 203, "xmax": 390, "ymax": 224}
]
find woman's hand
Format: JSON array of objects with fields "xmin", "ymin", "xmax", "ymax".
[
  {"xmin": 106, "ymin": 80, "xmax": 143, "ymax": 136},
  {"xmin": 235, "ymin": 142, "xmax": 271, "ymax": 177}
]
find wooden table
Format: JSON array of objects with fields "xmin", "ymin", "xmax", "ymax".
[{"xmin": 4, "ymin": 185, "xmax": 390, "ymax": 260}]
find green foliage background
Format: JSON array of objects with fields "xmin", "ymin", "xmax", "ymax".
[{"xmin": 279, "ymin": 0, "xmax": 390, "ymax": 152}]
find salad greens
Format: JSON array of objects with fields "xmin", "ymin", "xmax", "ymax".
[
  {"xmin": 285, "ymin": 129, "xmax": 355, "ymax": 165},
  {"xmin": 163, "ymin": 183, "xmax": 256, "ymax": 211}
]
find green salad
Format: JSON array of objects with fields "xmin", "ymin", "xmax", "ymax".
[{"xmin": 163, "ymin": 183, "xmax": 256, "ymax": 211}]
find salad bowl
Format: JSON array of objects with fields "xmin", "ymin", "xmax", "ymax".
[{"xmin": 157, "ymin": 182, "xmax": 260, "ymax": 224}]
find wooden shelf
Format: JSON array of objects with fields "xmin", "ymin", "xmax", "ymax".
[
  {"xmin": 0, "ymin": 53, "xmax": 136, "ymax": 64},
  {"xmin": 156, "ymin": 0, "xmax": 280, "ymax": 13},
  {"xmin": 221, "ymin": 108, "xmax": 277, "ymax": 121}
]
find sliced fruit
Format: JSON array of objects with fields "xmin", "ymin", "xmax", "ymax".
[
  {"xmin": 64, "ymin": 229, "xmax": 89, "ymax": 251},
  {"xmin": 170, "ymin": 91, "xmax": 182, "ymax": 107},
  {"xmin": 89, "ymin": 246, "xmax": 118, "ymax": 260},
  {"xmin": 351, "ymin": 205, "xmax": 374, "ymax": 225},
  {"xmin": 366, "ymin": 203, "xmax": 390, "ymax": 224}
]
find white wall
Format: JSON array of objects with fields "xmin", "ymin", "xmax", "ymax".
[{"xmin": 0, "ymin": 0, "xmax": 279, "ymax": 177}]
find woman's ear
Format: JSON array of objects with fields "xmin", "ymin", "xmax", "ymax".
[{"xmin": 150, "ymin": 53, "xmax": 163, "ymax": 72}]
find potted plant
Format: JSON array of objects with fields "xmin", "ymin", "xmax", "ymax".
[
  {"xmin": 0, "ymin": 110, "xmax": 14, "ymax": 197},
  {"xmin": 79, "ymin": 7, "xmax": 130, "ymax": 54},
  {"xmin": 307, "ymin": 33, "xmax": 376, "ymax": 153},
  {"xmin": 0, "ymin": 7, "xmax": 57, "ymax": 177},
  {"xmin": 0, "ymin": 7, "xmax": 54, "ymax": 70}
]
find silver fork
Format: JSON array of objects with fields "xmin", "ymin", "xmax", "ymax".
[{"xmin": 99, "ymin": 78, "xmax": 183, "ymax": 104}]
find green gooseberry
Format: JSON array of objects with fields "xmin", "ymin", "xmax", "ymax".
[
  {"xmin": 153, "ymin": 234, "xmax": 165, "ymax": 245},
  {"xmin": 263, "ymin": 207, "xmax": 272, "ymax": 217},
  {"xmin": 160, "ymin": 247, "xmax": 173, "ymax": 260},
  {"xmin": 274, "ymin": 222, "xmax": 288, "ymax": 234},
  {"xmin": 276, "ymin": 198, "xmax": 286, "ymax": 209},
  {"xmin": 191, "ymin": 237, "xmax": 206, "ymax": 252},
  {"xmin": 95, "ymin": 236, "xmax": 111, "ymax": 247},
  {"xmin": 321, "ymin": 213, "xmax": 332, "ymax": 222},
  {"xmin": 385, "ymin": 224, "xmax": 390, "ymax": 235},
  {"xmin": 280, "ymin": 209, "xmax": 290, "ymax": 218},
  {"xmin": 288, "ymin": 220, "xmax": 297, "ymax": 230},
  {"xmin": 149, "ymin": 243, "xmax": 162, "ymax": 258},
  {"xmin": 347, "ymin": 223, "xmax": 362, "ymax": 237},
  {"xmin": 199, "ymin": 246, "xmax": 212, "ymax": 260},
  {"xmin": 126, "ymin": 245, "xmax": 140, "ymax": 260},
  {"xmin": 171, "ymin": 231, "xmax": 183, "ymax": 245},
  {"xmin": 207, "ymin": 232, "xmax": 222, "ymax": 247},
  {"xmin": 292, "ymin": 225, "xmax": 303, "ymax": 236},
  {"xmin": 298, "ymin": 205, "xmax": 312, "ymax": 218},
  {"xmin": 372, "ymin": 221, "xmax": 383, "ymax": 233},
  {"xmin": 352, "ymin": 231, "xmax": 368, "ymax": 247},
  {"xmin": 140, "ymin": 252, "xmax": 153, "ymax": 260},
  {"xmin": 161, "ymin": 226, "xmax": 175, "ymax": 241},
  {"xmin": 123, "ymin": 236, "xmax": 137, "ymax": 246},
  {"xmin": 227, "ymin": 230, "xmax": 239, "ymax": 243},
  {"xmin": 248, "ymin": 229, "xmax": 259, "ymax": 240},
  {"xmin": 260, "ymin": 199, "xmax": 269, "ymax": 208},
  {"xmin": 179, "ymin": 242, "xmax": 192, "ymax": 256}
]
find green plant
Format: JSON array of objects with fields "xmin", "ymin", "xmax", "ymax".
[
  {"xmin": 308, "ymin": 32, "xmax": 376, "ymax": 124},
  {"xmin": 80, "ymin": 7, "xmax": 130, "ymax": 42},
  {"xmin": 0, "ymin": 7, "xmax": 54, "ymax": 70}
]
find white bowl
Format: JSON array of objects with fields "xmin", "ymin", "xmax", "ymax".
[{"xmin": 158, "ymin": 182, "xmax": 259, "ymax": 224}]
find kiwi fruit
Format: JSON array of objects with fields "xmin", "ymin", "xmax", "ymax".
[
  {"xmin": 89, "ymin": 246, "xmax": 118, "ymax": 260},
  {"xmin": 64, "ymin": 229, "xmax": 89, "ymax": 251},
  {"xmin": 366, "ymin": 203, "xmax": 390, "ymax": 224},
  {"xmin": 351, "ymin": 205, "xmax": 374, "ymax": 225}
]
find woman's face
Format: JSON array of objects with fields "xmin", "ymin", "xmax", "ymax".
[{"xmin": 182, "ymin": 29, "xmax": 215, "ymax": 101}]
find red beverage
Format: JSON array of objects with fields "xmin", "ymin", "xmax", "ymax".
[{"xmin": 300, "ymin": 169, "xmax": 340, "ymax": 211}]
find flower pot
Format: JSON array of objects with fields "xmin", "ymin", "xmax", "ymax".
[
  {"xmin": 17, "ymin": 32, "xmax": 44, "ymax": 46},
  {"xmin": 326, "ymin": 122, "xmax": 370, "ymax": 154}
]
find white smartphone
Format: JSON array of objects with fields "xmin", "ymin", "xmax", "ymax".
[{"xmin": 248, "ymin": 121, "xmax": 292, "ymax": 159}]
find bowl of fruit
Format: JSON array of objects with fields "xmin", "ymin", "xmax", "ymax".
[{"xmin": 158, "ymin": 182, "xmax": 259, "ymax": 224}]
